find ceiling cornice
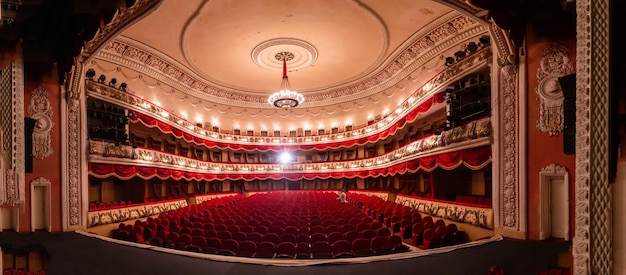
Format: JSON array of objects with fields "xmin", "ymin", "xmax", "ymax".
[{"xmin": 94, "ymin": 12, "xmax": 485, "ymax": 109}]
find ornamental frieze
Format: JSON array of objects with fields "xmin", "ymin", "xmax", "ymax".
[
  {"xmin": 395, "ymin": 195, "xmax": 493, "ymax": 229},
  {"xmin": 87, "ymin": 199, "xmax": 187, "ymax": 227}
]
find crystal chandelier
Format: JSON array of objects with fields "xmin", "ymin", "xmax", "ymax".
[{"xmin": 268, "ymin": 52, "xmax": 304, "ymax": 109}]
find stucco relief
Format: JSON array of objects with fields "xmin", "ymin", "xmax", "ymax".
[
  {"xmin": 27, "ymin": 86, "xmax": 54, "ymax": 159},
  {"xmin": 500, "ymin": 63, "xmax": 519, "ymax": 229},
  {"xmin": 535, "ymin": 44, "xmax": 575, "ymax": 136}
]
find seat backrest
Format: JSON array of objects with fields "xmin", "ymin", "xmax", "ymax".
[
  {"xmin": 352, "ymin": 238, "xmax": 370, "ymax": 250},
  {"xmin": 376, "ymin": 227, "xmax": 391, "ymax": 237},
  {"xmin": 331, "ymin": 240, "xmax": 352, "ymax": 253}
]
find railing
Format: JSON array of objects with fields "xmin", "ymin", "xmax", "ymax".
[
  {"xmin": 84, "ymin": 47, "xmax": 491, "ymax": 148},
  {"xmin": 395, "ymin": 194, "xmax": 494, "ymax": 229},
  {"xmin": 88, "ymin": 117, "xmax": 491, "ymax": 175},
  {"xmin": 87, "ymin": 198, "xmax": 187, "ymax": 227}
]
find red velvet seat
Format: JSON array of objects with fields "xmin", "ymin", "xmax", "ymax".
[
  {"xmin": 352, "ymin": 238, "xmax": 372, "ymax": 257},
  {"xmin": 361, "ymin": 229, "xmax": 376, "ymax": 239},
  {"xmin": 217, "ymin": 230, "xmax": 232, "ymax": 240},
  {"xmin": 370, "ymin": 236, "xmax": 390, "ymax": 255},
  {"xmin": 255, "ymin": 241, "xmax": 276, "ymax": 258},
  {"xmin": 310, "ymin": 232, "xmax": 327, "ymax": 244},
  {"xmin": 311, "ymin": 241, "xmax": 333, "ymax": 259},
  {"xmin": 279, "ymin": 233, "xmax": 297, "ymax": 244},
  {"xmin": 327, "ymin": 232, "xmax": 344, "ymax": 244},
  {"xmin": 295, "ymin": 242, "xmax": 311, "ymax": 259},
  {"xmin": 233, "ymin": 231, "xmax": 247, "ymax": 242},
  {"xmin": 331, "ymin": 240, "xmax": 354, "ymax": 258},
  {"xmin": 203, "ymin": 237, "xmax": 221, "ymax": 254},
  {"xmin": 237, "ymin": 240, "xmax": 257, "ymax": 257},
  {"xmin": 344, "ymin": 231, "xmax": 360, "ymax": 243},
  {"xmin": 275, "ymin": 242, "xmax": 297, "ymax": 258},
  {"xmin": 217, "ymin": 239, "xmax": 240, "ymax": 256},
  {"xmin": 376, "ymin": 227, "xmax": 392, "ymax": 237},
  {"xmin": 247, "ymin": 232, "xmax": 263, "ymax": 243}
]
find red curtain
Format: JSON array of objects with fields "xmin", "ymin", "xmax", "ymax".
[
  {"xmin": 89, "ymin": 145, "xmax": 491, "ymax": 181},
  {"xmin": 131, "ymin": 92, "xmax": 446, "ymax": 152}
]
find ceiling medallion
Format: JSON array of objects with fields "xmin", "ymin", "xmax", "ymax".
[
  {"xmin": 251, "ymin": 38, "xmax": 318, "ymax": 72},
  {"xmin": 268, "ymin": 52, "xmax": 304, "ymax": 109}
]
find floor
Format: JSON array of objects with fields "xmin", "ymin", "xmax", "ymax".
[{"xmin": 0, "ymin": 231, "xmax": 570, "ymax": 275}]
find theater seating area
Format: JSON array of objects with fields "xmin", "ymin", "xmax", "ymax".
[
  {"xmin": 111, "ymin": 191, "xmax": 416, "ymax": 258},
  {"xmin": 348, "ymin": 193, "xmax": 467, "ymax": 249}
]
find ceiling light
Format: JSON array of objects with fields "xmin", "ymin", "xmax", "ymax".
[{"xmin": 268, "ymin": 52, "xmax": 304, "ymax": 109}]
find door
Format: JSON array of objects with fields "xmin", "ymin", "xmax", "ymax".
[
  {"xmin": 550, "ymin": 178, "xmax": 567, "ymax": 239},
  {"xmin": 32, "ymin": 185, "xmax": 47, "ymax": 231}
]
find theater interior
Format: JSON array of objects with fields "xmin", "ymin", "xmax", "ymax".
[{"xmin": 0, "ymin": 0, "xmax": 624, "ymax": 274}]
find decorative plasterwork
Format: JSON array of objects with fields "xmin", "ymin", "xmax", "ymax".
[
  {"xmin": 0, "ymin": 62, "xmax": 25, "ymax": 208},
  {"xmin": 438, "ymin": 0, "xmax": 486, "ymax": 16},
  {"xmin": 572, "ymin": 0, "xmax": 590, "ymax": 273},
  {"xmin": 535, "ymin": 44, "xmax": 575, "ymax": 136},
  {"xmin": 489, "ymin": 22, "xmax": 517, "ymax": 66},
  {"xmin": 540, "ymin": 163, "xmax": 568, "ymax": 174},
  {"xmin": 87, "ymin": 199, "xmax": 187, "ymax": 227},
  {"xmin": 396, "ymin": 194, "xmax": 493, "ymax": 229},
  {"xmin": 573, "ymin": 0, "xmax": 611, "ymax": 274},
  {"xmin": 97, "ymin": 14, "xmax": 484, "ymax": 108},
  {"xmin": 86, "ymin": 51, "xmax": 490, "ymax": 147},
  {"xmin": 82, "ymin": 0, "xmax": 164, "ymax": 56},
  {"xmin": 62, "ymin": 0, "xmax": 163, "ymax": 231},
  {"xmin": 27, "ymin": 86, "xmax": 54, "ymax": 159},
  {"xmin": 499, "ymin": 63, "xmax": 519, "ymax": 230},
  {"xmin": 251, "ymin": 38, "xmax": 318, "ymax": 72},
  {"xmin": 87, "ymin": 118, "xmax": 491, "ymax": 175},
  {"xmin": 349, "ymin": 190, "xmax": 389, "ymax": 201},
  {"xmin": 30, "ymin": 177, "xmax": 51, "ymax": 232},
  {"xmin": 194, "ymin": 193, "xmax": 239, "ymax": 204}
]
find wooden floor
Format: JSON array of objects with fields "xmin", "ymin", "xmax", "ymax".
[{"xmin": 0, "ymin": 231, "xmax": 570, "ymax": 275}]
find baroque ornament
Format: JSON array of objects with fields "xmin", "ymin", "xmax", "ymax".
[
  {"xmin": 27, "ymin": 86, "xmax": 54, "ymax": 159},
  {"xmin": 535, "ymin": 44, "xmax": 575, "ymax": 136}
]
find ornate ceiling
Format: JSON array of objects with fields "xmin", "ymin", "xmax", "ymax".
[{"xmin": 87, "ymin": 0, "xmax": 488, "ymax": 133}]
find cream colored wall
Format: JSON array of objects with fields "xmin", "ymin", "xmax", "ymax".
[
  {"xmin": 471, "ymin": 171, "xmax": 485, "ymax": 195},
  {"xmin": 613, "ymin": 161, "xmax": 626, "ymax": 275}
]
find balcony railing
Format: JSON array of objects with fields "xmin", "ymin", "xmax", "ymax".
[{"xmin": 88, "ymin": 117, "xmax": 491, "ymax": 175}]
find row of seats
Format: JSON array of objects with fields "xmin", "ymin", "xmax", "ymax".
[
  {"xmin": 113, "ymin": 191, "xmax": 410, "ymax": 258},
  {"xmin": 348, "ymin": 193, "xmax": 467, "ymax": 249}
]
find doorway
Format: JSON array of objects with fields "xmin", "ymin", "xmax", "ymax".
[
  {"xmin": 30, "ymin": 177, "xmax": 51, "ymax": 232},
  {"xmin": 539, "ymin": 164, "xmax": 569, "ymax": 240}
]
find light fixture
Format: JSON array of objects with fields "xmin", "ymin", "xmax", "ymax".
[{"xmin": 268, "ymin": 52, "xmax": 304, "ymax": 109}]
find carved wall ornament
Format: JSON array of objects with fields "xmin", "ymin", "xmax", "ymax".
[
  {"xmin": 27, "ymin": 86, "xmax": 54, "ymax": 159},
  {"xmin": 535, "ymin": 44, "xmax": 575, "ymax": 136}
]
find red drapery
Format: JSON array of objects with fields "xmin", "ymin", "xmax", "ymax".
[
  {"xmin": 89, "ymin": 145, "xmax": 491, "ymax": 181},
  {"xmin": 131, "ymin": 93, "xmax": 446, "ymax": 152}
]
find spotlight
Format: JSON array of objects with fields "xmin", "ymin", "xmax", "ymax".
[
  {"xmin": 98, "ymin": 74, "xmax": 106, "ymax": 83},
  {"xmin": 466, "ymin": 42, "xmax": 478, "ymax": 53},
  {"xmin": 454, "ymin": 51, "xmax": 466, "ymax": 60},
  {"xmin": 85, "ymin": 69, "xmax": 96, "ymax": 80},
  {"xmin": 119, "ymin": 83, "xmax": 128, "ymax": 91},
  {"xmin": 279, "ymin": 151, "xmax": 292, "ymax": 164},
  {"xmin": 108, "ymin": 78, "xmax": 117, "ymax": 87},
  {"xmin": 445, "ymin": 57, "xmax": 455, "ymax": 66},
  {"xmin": 479, "ymin": 35, "xmax": 490, "ymax": 46}
]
